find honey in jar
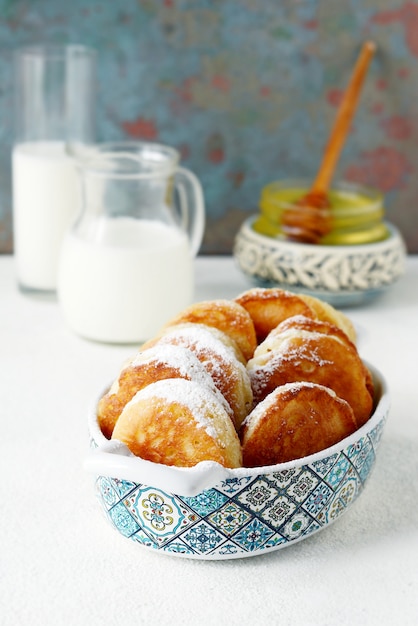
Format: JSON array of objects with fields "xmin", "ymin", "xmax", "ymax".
[{"xmin": 253, "ymin": 179, "xmax": 389, "ymax": 246}]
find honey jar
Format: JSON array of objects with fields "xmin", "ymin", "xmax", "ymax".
[{"xmin": 253, "ymin": 179, "xmax": 389, "ymax": 245}]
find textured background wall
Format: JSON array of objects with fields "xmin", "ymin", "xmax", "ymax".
[{"xmin": 0, "ymin": 0, "xmax": 417, "ymax": 254}]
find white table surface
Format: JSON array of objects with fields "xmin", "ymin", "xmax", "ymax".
[{"xmin": 1, "ymin": 254, "xmax": 418, "ymax": 626}]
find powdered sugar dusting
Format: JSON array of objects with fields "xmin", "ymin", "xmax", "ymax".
[
  {"xmin": 197, "ymin": 299, "xmax": 246, "ymax": 329},
  {"xmin": 250, "ymin": 336, "xmax": 333, "ymax": 370},
  {"xmin": 131, "ymin": 344, "xmax": 208, "ymax": 379},
  {"xmin": 160, "ymin": 324, "xmax": 236, "ymax": 358},
  {"xmin": 155, "ymin": 323, "xmax": 248, "ymax": 387},
  {"xmin": 129, "ymin": 344, "xmax": 234, "ymax": 417},
  {"xmin": 248, "ymin": 335, "xmax": 334, "ymax": 399},
  {"xmin": 254, "ymin": 328, "xmax": 334, "ymax": 357},
  {"xmin": 128, "ymin": 378, "xmax": 226, "ymax": 441},
  {"xmin": 236, "ymin": 287, "xmax": 288, "ymax": 300},
  {"xmin": 243, "ymin": 381, "xmax": 338, "ymax": 433}
]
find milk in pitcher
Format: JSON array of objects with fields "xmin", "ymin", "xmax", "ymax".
[{"xmin": 58, "ymin": 216, "xmax": 193, "ymax": 343}]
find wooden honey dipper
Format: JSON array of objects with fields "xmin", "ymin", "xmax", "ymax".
[{"xmin": 282, "ymin": 41, "xmax": 376, "ymax": 244}]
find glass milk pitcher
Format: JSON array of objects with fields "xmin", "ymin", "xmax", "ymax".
[{"xmin": 57, "ymin": 141, "xmax": 205, "ymax": 343}]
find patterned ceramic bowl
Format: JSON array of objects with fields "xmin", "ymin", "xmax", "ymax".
[
  {"xmin": 85, "ymin": 363, "xmax": 389, "ymax": 560},
  {"xmin": 233, "ymin": 216, "xmax": 406, "ymax": 306}
]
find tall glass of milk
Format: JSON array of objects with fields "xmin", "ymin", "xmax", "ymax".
[
  {"xmin": 12, "ymin": 45, "xmax": 96, "ymax": 293},
  {"xmin": 57, "ymin": 141, "xmax": 205, "ymax": 343}
]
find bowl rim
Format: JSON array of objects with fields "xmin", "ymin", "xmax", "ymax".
[
  {"xmin": 238, "ymin": 215, "xmax": 404, "ymax": 254},
  {"xmin": 85, "ymin": 361, "xmax": 390, "ymax": 497}
]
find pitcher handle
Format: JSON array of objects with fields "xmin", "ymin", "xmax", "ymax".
[{"xmin": 174, "ymin": 166, "xmax": 205, "ymax": 257}]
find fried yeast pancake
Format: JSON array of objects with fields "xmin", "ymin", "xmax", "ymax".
[
  {"xmin": 163, "ymin": 299, "xmax": 257, "ymax": 361},
  {"xmin": 97, "ymin": 344, "xmax": 234, "ymax": 439},
  {"xmin": 112, "ymin": 378, "xmax": 242, "ymax": 468},
  {"xmin": 247, "ymin": 328, "xmax": 373, "ymax": 427},
  {"xmin": 262, "ymin": 315, "xmax": 356, "ymax": 351},
  {"xmin": 241, "ymin": 382, "xmax": 358, "ymax": 466},
  {"xmin": 235, "ymin": 287, "xmax": 315, "ymax": 342},
  {"xmin": 298, "ymin": 293, "xmax": 356, "ymax": 343},
  {"xmin": 140, "ymin": 323, "xmax": 253, "ymax": 429}
]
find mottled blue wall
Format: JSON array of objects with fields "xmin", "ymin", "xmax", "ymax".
[{"xmin": 1, "ymin": 0, "xmax": 418, "ymax": 253}]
